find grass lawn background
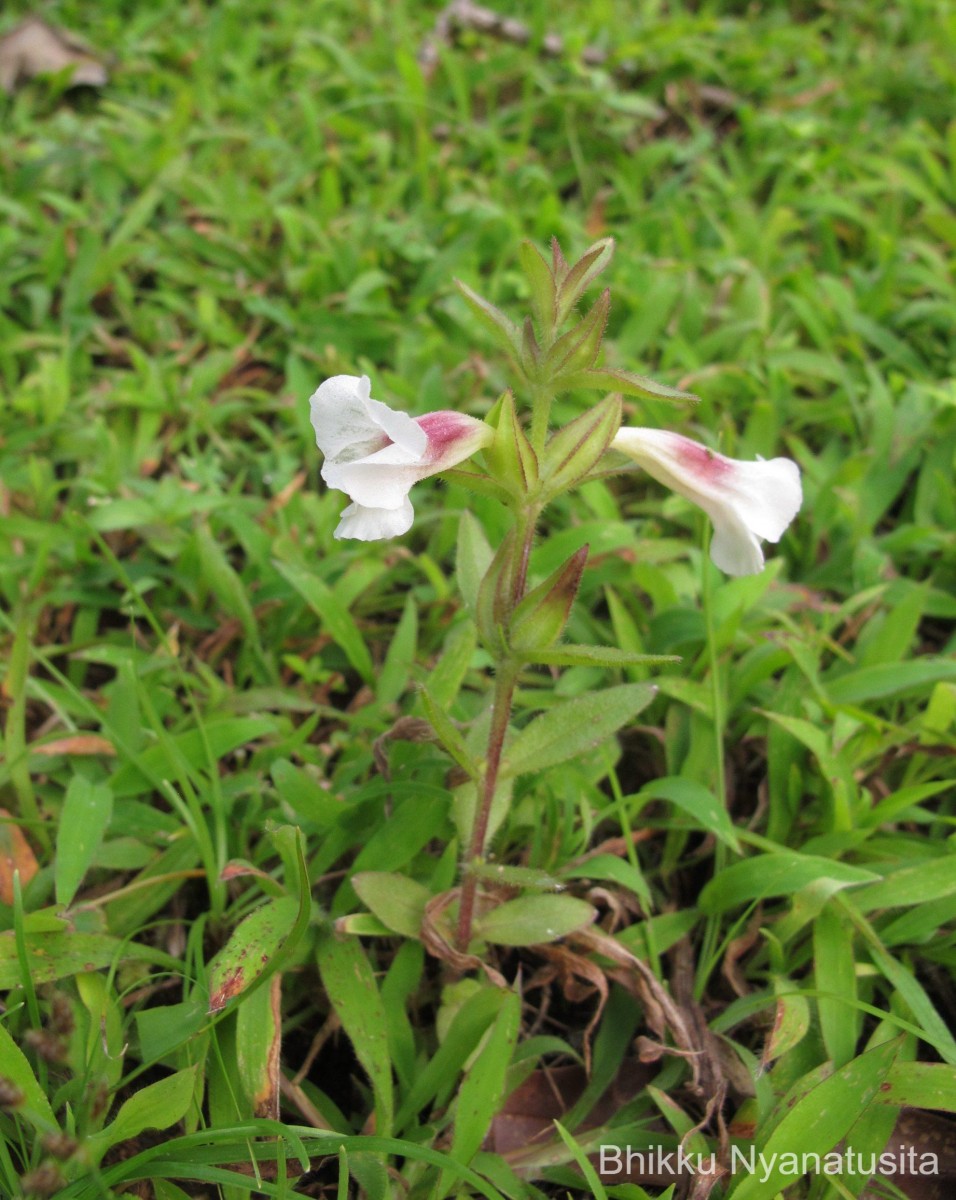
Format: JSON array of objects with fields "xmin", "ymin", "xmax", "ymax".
[{"xmin": 1, "ymin": 0, "xmax": 955, "ymax": 1196}]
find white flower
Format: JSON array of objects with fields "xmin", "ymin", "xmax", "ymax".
[
  {"xmin": 309, "ymin": 374, "xmax": 492, "ymax": 540},
  {"xmin": 612, "ymin": 427, "xmax": 802, "ymax": 575}
]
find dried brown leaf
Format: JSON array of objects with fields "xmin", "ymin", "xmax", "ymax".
[
  {"xmin": 0, "ymin": 809, "xmax": 39, "ymax": 905},
  {"xmin": 0, "ymin": 19, "xmax": 107, "ymax": 94}
]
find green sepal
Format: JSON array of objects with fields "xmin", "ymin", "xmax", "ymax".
[
  {"xmin": 454, "ymin": 278, "xmax": 521, "ymax": 354},
  {"xmin": 483, "ymin": 391, "xmax": 539, "ymax": 498},
  {"xmin": 509, "ymin": 545, "xmax": 588, "ymax": 653},
  {"xmin": 547, "ymin": 288, "xmax": 610, "ymax": 376},
  {"xmin": 475, "ymin": 530, "xmax": 517, "ymax": 654},
  {"xmin": 444, "ymin": 466, "xmax": 512, "ymax": 505},
  {"xmin": 539, "ymin": 392, "xmax": 622, "ymax": 498},
  {"xmin": 519, "ymin": 240, "xmax": 556, "ymax": 336},
  {"xmin": 557, "ymin": 367, "xmax": 699, "ymax": 404},
  {"xmin": 554, "ymin": 238, "xmax": 614, "ymax": 327},
  {"xmin": 527, "ymin": 645, "xmax": 681, "ymax": 668}
]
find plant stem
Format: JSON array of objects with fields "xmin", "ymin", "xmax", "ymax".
[{"xmin": 455, "ymin": 661, "xmax": 518, "ymax": 953}]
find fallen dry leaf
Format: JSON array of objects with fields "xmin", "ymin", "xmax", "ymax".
[
  {"xmin": 0, "ymin": 18, "xmax": 107, "ymax": 94},
  {"xmin": 0, "ymin": 808, "xmax": 39, "ymax": 905},
  {"xmin": 32, "ymin": 734, "xmax": 116, "ymax": 757}
]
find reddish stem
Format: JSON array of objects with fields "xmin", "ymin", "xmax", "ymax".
[{"xmin": 455, "ymin": 512, "xmax": 537, "ymax": 954}]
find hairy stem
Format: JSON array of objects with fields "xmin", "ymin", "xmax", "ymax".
[{"xmin": 455, "ymin": 662, "xmax": 518, "ymax": 952}]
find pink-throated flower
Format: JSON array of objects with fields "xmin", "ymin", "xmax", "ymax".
[
  {"xmin": 310, "ymin": 374, "xmax": 492, "ymax": 540},
  {"xmin": 612, "ymin": 427, "xmax": 802, "ymax": 575}
]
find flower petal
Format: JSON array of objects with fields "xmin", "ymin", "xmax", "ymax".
[
  {"xmin": 322, "ymin": 459, "xmax": 424, "ymax": 510},
  {"xmin": 334, "ymin": 499, "xmax": 414, "ymax": 540},
  {"xmin": 309, "ymin": 374, "xmax": 426, "ymax": 464},
  {"xmin": 612, "ymin": 427, "xmax": 801, "ymax": 576}
]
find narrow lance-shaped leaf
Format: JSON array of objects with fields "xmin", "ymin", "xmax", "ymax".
[
  {"xmin": 519, "ymin": 240, "xmax": 556, "ymax": 335},
  {"xmin": 317, "ymin": 931, "xmax": 395, "ymax": 1136},
  {"xmin": 502, "ymin": 682, "xmax": 657, "ymax": 778},
  {"xmin": 420, "ymin": 684, "xmax": 480, "ymax": 781},
  {"xmin": 530, "ymin": 645, "xmax": 679, "ymax": 669},
  {"xmin": 554, "ymin": 238, "xmax": 614, "ymax": 327},
  {"xmin": 728, "ymin": 1039, "xmax": 901, "ymax": 1200},
  {"xmin": 456, "ymin": 510, "xmax": 493, "ymax": 618},
  {"xmin": 454, "ymin": 279, "xmax": 521, "ymax": 354},
  {"xmin": 558, "ymin": 366, "xmax": 699, "ymax": 404},
  {"xmin": 55, "ymin": 778, "xmax": 113, "ymax": 908}
]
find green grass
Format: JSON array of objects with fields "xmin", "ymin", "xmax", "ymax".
[{"xmin": 1, "ymin": 0, "xmax": 955, "ymax": 1197}]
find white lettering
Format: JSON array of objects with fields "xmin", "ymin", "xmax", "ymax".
[{"xmin": 599, "ymin": 1147, "xmax": 621, "ymax": 1175}]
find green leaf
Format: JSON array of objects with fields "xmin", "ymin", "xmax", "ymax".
[
  {"xmin": 553, "ymin": 1120, "xmax": 609, "ymax": 1200},
  {"xmin": 638, "ymin": 777, "xmax": 741, "ymax": 853},
  {"xmin": 539, "ymin": 393, "xmax": 622, "ymax": 498},
  {"xmin": 456, "ymin": 510, "xmax": 493, "ymax": 619},
  {"xmin": 394, "ymin": 985, "xmax": 507, "ymax": 1132},
  {"xmin": 317, "ymin": 931, "xmax": 394, "ymax": 1135},
  {"xmin": 87, "ymin": 1066, "xmax": 198, "ymax": 1162},
  {"xmin": 271, "ymin": 759, "xmax": 342, "ymax": 828},
  {"xmin": 55, "ymin": 777, "xmax": 113, "ymax": 908},
  {"xmin": 377, "ymin": 593, "xmax": 418, "ymax": 706},
  {"xmin": 519, "ymin": 240, "xmax": 556, "ymax": 334},
  {"xmin": 471, "ymin": 863, "xmax": 565, "ymax": 891},
  {"xmin": 0, "ymin": 930, "xmax": 174, "ymax": 988},
  {"xmin": 454, "ymin": 279, "xmax": 520, "ymax": 353},
  {"xmin": 353, "ymin": 872, "xmax": 431, "ymax": 939},
  {"xmin": 530, "ymin": 645, "xmax": 679, "ymax": 669},
  {"xmin": 448, "ymin": 990, "xmax": 521, "ymax": 1178},
  {"xmin": 762, "ymin": 986, "xmax": 811, "ymax": 1064},
  {"xmin": 825, "ymin": 658, "xmax": 956, "ymax": 704},
  {"xmin": 727, "ymin": 1040, "xmax": 900, "ymax": 1200},
  {"xmin": 560, "ymin": 367, "xmax": 698, "ymax": 403},
  {"xmin": 813, "ymin": 904, "xmax": 859, "ymax": 1068},
  {"xmin": 554, "ymin": 238, "xmax": 614, "ymax": 327},
  {"xmin": 699, "ymin": 853, "xmax": 879, "ymax": 914},
  {"xmin": 195, "ymin": 522, "xmax": 259, "ymax": 647},
  {"xmin": 476, "ymin": 894, "xmax": 596, "ymax": 946},
  {"xmin": 0, "ymin": 1021, "xmax": 56, "ymax": 1131},
  {"xmin": 854, "ymin": 856, "xmax": 956, "ymax": 912},
  {"xmin": 421, "ymin": 685, "xmax": 480, "ymax": 781},
  {"xmin": 427, "ymin": 622, "xmax": 478, "ymax": 709},
  {"xmin": 501, "ymin": 682, "xmax": 657, "ymax": 778},
  {"xmin": 207, "ymin": 896, "xmax": 299, "ymax": 1014},
  {"xmin": 274, "ymin": 559, "xmax": 374, "ymax": 683},
  {"xmin": 880, "ymin": 1061, "xmax": 956, "ymax": 1112},
  {"xmin": 237, "ymin": 975, "xmax": 281, "ymax": 1117}
]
